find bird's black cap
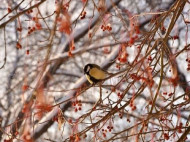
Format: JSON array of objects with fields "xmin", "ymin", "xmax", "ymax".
[{"xmin": 84, "ymin": 64, "xmax": 93, "ymax": 74}]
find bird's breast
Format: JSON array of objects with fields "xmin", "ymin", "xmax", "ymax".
[{"xmin": 89, "ymin": 68, "xmax": 106, "ymax": 80}]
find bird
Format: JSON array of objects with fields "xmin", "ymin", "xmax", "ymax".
[{"xmin": 84, "ymin": 64, "xmax": 112, "ymax": 84}]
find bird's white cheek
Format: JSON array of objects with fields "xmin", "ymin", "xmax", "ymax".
[{"xmin": 87, "ymin": 66, "xmax": 90, "ymax": 72}]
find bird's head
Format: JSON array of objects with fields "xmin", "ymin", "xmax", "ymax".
[{"xmin": 84, "ymin": 64, "xmax": 93, "ymax": 75}]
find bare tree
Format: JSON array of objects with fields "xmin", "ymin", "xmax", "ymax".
[{"xmin": 0, "ymin": 0, "xmax": 190, "ymax": 142}]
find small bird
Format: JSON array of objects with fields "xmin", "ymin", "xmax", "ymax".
[{"xmin": 84, "ymin": 64, "xmax": 112, "ymax": 84}]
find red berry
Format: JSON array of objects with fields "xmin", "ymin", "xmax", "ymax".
[
  {"xmin": 35, "ymin": 23, "xmax": 42, "ymax": 30},
  {"xmin": 164, "ymin": 133, "xmax": 169, "ymax": 140},
  {"xmin": 173, "ymin": 35, "xmax": 179, "ymax": 40},
  {"xmin": 26, "ymin": 50, "xmax": 30, "ymax": 55},
  {"xmin": 68, "ymin": 51, "xmax": 72, "ymax": 57},
  {"xmin": 22, "ymin": 85, "xmax": 29, "ymax": 91},
  {"xmin": 7, "ymin": 8, "xmax": 12, "ymax": 13}
]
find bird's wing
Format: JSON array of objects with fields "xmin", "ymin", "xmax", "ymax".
[{"xmin": 91, "ymin": 64, "xmax": 113, "ymax": 75}]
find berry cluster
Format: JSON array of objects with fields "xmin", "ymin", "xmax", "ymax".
[
  {"xmin": 130, "ymin": 99, "xmax": 136, "ymax": 111},
  {"xmin": 164, "ymin": 133, "xmax": 169, "ymax": 140},
  {"xmin": 162, "ymin": 92, "xmax": 174, "ymax": 97},
  {"xmin": 17, "ymin": 27, "xmax": 22, "ymax": 32},
  {"xmin": 117, "ymin": 92, "xmax": 123, "ymax": 99},
  {"xmin": 27, "ymin": 9, "xmax": 33, "ymax": 14},
  {"xmin": 27, "ymin": 26, "xmax": 36, "ymax": 35},
  {"xmin": 173, "ymin": 35, "xmax": 179, "ymax": 40},
  {"xmin": 119, "ymin": 112, "xmax": 123, "ymax": 119},
  {"xmin": 101, "ymin": 126, "xmax": 114, "ymax": 138},
  {"xmin": 177, "ymin": 122, "xmax": 183, "ymax": 133},
  {"xmin": 116, "ymin": 64, "xmax": 120, "ymax": 69},
  {"xmin": 72, "ymin": 100, "xmax": 82, "ymax": 112},
  {"xmin": 118, "ymin": 52, "xmax": 128, "ymax": 63},
  {"xmin": 101, "ymin": 24, "xmax": 112, "ymax": 31},
  {"xmin": 186, "ymin": 58, "xmax": 190, "ymax": 71},
  {"xmin": 31, "ymin": 17, "xmax": 42, "ymax": 30}
]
